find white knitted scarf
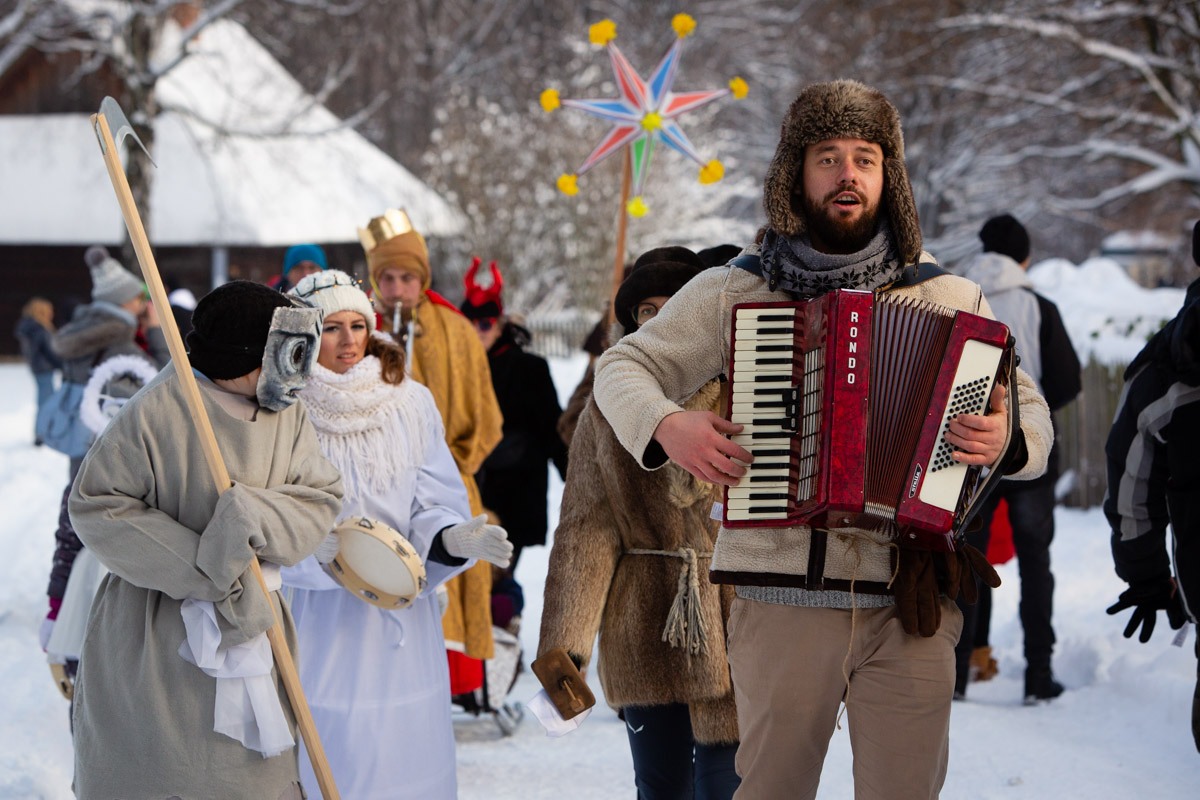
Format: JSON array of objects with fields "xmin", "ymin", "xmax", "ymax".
[{"xmin": 300, "ymin": 356, "xmax": 437, "ymax": 507}]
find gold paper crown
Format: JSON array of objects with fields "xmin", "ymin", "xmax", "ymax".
[{"xmin": 358, "ymin": 208, "xmax": 418, "ymax": 254}]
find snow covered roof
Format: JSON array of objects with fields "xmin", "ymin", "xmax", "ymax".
[
  {"xmin": 0, "ymin": 18, "xmax": 465, "ymax": 246},
  {"xmin": 1100, "ymin": 229, "xmax": 1177, "ymax": 253},
  {"xmin": 1029, "ymin": 256, "xmax": 1186, "ymax": 365}
]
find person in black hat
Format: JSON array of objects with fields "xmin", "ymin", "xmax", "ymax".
[
  {"xmin": 960, "ymin": 213, "xmax": 1082, "ymax": 703},
  {"xmin": 1105, "ymin": 219, "xmax": 1200, "ymax": 753},
  {"xmin": 67, "ymin": 280, "xmax": 342, "ymax": 799},
  {"xmin": 537, "ymin": 246, "xmax": 741, "ymax": 800},
  {"xmin": 557, "ymin": 247, "xmax": 720, "ymax": 447}
]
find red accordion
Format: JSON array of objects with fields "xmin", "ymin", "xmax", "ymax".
[{"xmin": 722, "ymin": 289, "xmax": 1012, "ymax": 551}]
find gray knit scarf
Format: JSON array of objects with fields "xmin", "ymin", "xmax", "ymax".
[{"xmin": 759, "ymin": 221, "xmax": 904, "ymax": 297}]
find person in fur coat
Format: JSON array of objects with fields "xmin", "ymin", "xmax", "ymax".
[
  {"xmin": 593, "ymin": 81, "xmax": 1053, "ymax": 798},
  {"xmin": 539, "ymin": 247, "xmax": 740, "ymax": 800},
  {"xmin": 283, "ymin": 270, "xmax": 513, "ymax": 799}
]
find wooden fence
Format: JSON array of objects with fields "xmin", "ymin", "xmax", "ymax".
[
  {"xmin": 524, "ymin": 314, "xmax": 601, "ymax": 360},
  {"xmin": 1055, "ymin": 357, "xmax": 1128, "ymax": 510}
]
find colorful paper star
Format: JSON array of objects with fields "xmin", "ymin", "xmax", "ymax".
[{"xmin": 544, "ymin": 16, "xmax": 746, "ymax": 217}]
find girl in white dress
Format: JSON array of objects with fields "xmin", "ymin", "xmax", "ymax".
[{"xmin": 282, "ymin": 270, "xmax": 512, "ymax": 800}]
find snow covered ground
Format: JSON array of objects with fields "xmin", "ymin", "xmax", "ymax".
[{"xmin": 3, "ymin": 258, "xmax": 1200, "ymax": 798}]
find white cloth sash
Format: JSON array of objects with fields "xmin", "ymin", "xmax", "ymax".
[
  {"xmin": 178, "ymin": 598, "xmax": 294, "ymax": 758},
  {"xmin": 527, "ymin": 688, "xmax": 591, "ymax": 738},
  {"xmin": 259, "ymin": 562, "xmax": 282, "ymax": 592}
]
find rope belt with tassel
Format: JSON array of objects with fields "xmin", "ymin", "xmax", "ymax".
[{"xmin": 626, "ymin": 547, "xmax": 713, "ymax": 661}]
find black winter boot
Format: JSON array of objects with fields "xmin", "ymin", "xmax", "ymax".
[{"xmin": 1023, "ymin": 669, "xmax": 1064, "ymax": 705}]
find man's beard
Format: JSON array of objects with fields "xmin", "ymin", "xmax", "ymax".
[{"xmin": 800, "ymin": 189, "xmax": 881, "ymax": 254}]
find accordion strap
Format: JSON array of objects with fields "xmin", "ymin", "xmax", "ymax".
[
  {"xmin": 729, "ymin": 253, "xmax": 764, "ymax": 275},
  {"xmin": 888, "ymin": 261, "xmax": 949, "ymax": 287}
]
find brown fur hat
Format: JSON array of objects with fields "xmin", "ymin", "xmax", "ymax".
[{"xmin": 762, "ymin": 79, "xmax": 922, "ymax": 264}]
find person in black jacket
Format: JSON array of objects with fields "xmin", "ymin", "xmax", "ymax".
[
  {"xmin": 959, "ymin": 214, "xmax": 1083, "ymax": 703},
  {"xmin": 460, "ymin": 258, "xmax": 568, "ymax": 591},
  {"xmin": 1105, "ymin": 220, "xmax": 1200, "ymax": 752}
]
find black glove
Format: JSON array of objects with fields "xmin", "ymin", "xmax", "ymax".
[
  {"xmin": 1106, "ymin": 579, "xmax": 1187, "ymax": 643},
  {"xmin": 894, "ymin": 544, "xmax": 1002, "ymax": 638}
]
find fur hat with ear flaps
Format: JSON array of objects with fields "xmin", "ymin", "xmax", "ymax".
[{"xmin": 762, "ymin": 79, "xmax": 922, "ymax": 265}]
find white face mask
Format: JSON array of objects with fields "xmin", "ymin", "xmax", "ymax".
[{"xmin": 256, "ymin": 302, "xmax": 322, "ymax": 411}]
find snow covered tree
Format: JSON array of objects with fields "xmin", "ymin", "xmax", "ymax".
[{"xmin": 893, "ymin": 0, "xmax": 1199, "ymax": 269}]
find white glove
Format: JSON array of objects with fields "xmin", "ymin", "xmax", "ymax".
[
  {"xmin": 313, "ymin": 531, "xmax": 340, "ymax": 565},
  {"xmin": 39, "ymin": 617, "xmax": 54, "ymax": 652},
  {"xmin": 442, "ymin": 514, "xmax": 513, "ymax": 568}
]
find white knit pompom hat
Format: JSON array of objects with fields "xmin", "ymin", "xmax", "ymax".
[{"xmin": 290, "ymin": 269, "xmax": 375, "ymax": 326}]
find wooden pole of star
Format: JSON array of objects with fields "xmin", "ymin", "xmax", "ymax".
[{"xmin": 606, "ymin": 147, "xmax": 633, "ymax": 327}]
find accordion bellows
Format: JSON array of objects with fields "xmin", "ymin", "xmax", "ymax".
[{"xmin": 723, "ymin": 289, "xmax": 1012, "ymax": 551}]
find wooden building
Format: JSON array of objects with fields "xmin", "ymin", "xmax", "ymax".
[{"xmin": 1, "ymin": 12, "xmax": 463, "ymax": 355}]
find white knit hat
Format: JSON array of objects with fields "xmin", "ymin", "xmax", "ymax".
[
  {"xmin": 85, "ymin": 246, "xmax": 144, "ymax": 306},
  {"xmin": 290, "ymin": 269, "xmax": 375, "ymax": 326}
]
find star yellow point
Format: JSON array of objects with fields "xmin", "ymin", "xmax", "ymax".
[
  {"xmin": 672, "ymin": 14, "xmax": 696, "ymax": 38},
  {"xmin": 627, "ymin": 196, "xmax": 649, "ymax": 217},
  {"xmin": 589, "ymin": 19, "xmax": 617, "ymax": 46},
  {"xmin": 557, "ymin": 173, "xmax": 579, "ymax": 196},
  {"xmin": 729, "ymin": 77, "xmax": 749, "ymax": 99},
  {"xmin": 540, "ymin": 88, "xmax": 560, "ymax": 112},
  {"xmin": 699, "ymin": 160, "xmax": 724, "ymax": 184}
]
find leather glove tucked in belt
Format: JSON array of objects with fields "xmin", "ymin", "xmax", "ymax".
[{"xmin": 893, "ymin": 544, "xmax": 1002, "ymax": 638}]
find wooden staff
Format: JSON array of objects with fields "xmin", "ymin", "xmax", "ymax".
[
  {"xmin": 90, "ymin": 101, "xmax": 340, "ymax": 800},
  {"xmin": 606, "ymin": 148, "xmax": 633, "ymax": 326}
]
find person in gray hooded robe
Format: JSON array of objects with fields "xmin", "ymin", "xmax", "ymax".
[{"xmin": 68, "ymin": 280, "xmax": 343, "ymax": 800}]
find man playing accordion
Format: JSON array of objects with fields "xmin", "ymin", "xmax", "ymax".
[{"xmin": 594, "ymin": 80, "xmax": 1053, "ymax": 799}]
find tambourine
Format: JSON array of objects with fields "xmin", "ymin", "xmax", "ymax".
[{"xmin": 328, "ymin": 516, "xmax": 427, "ymax": 609}]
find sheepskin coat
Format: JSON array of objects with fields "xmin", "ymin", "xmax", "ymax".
[{"xmin": 538, "ymin": 378, "xmax": 738, "ymax": 745}]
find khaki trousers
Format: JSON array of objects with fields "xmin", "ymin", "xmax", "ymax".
[{"xmin": 727, "ymin": 597, "xmax": 962, "ymax": 800}]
